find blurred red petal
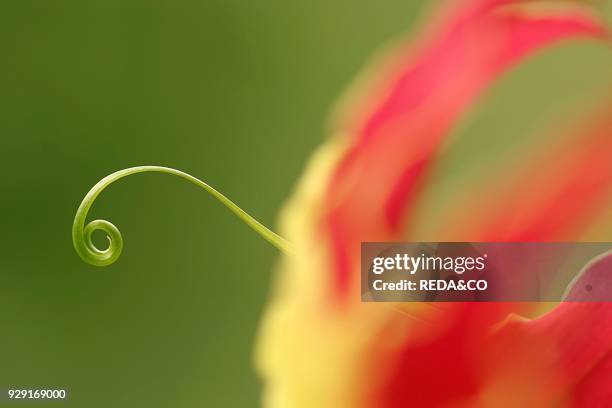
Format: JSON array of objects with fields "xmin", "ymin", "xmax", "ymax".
[
  {"xmin": 574, "ymin": 351, "xmax": 612, "ymax": 407},
  {"xmin": 371, "ymin": 251, "xmax": 612, "ymax": 407},
  {"xmin": 431, "ymin": 101, "xmax": 612, "ymax": 241},
  {"xmin": 324, "ymin": 0, "xmax": 607, "ymax": 297},
  {"xmin": 565, "ymin": 250, "xmax": 612, "ymax": 302},
  {"xmin": 489, "ymin": 299, "xmax": 612, "ymax": 407}
]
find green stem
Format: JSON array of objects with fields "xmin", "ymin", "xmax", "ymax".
[{"xmin": 72, "ymin": 166, "xmax": 292, "ymax": 266}]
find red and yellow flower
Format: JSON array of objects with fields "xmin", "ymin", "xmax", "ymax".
[{"xmin": 257, "ymin": 0, "xmax": 611, "ymax": 407}]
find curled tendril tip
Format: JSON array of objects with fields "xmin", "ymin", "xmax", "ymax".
[{"xmin": 72, "ymin": 166, "xmax": 293, "ymax": 267}]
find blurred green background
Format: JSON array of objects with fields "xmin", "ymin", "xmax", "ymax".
[{"xmin": 0, "ymin": 1, "xmax": 610, "ymax": 407}]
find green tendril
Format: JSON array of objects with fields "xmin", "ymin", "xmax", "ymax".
[{"xmin": 72, "ymin": 166, "xmax": 292, "ymax": 266}]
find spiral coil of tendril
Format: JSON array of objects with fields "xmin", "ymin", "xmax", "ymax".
[{"xmin": 72, "ymin": 166, "xmax": 292, "ymax": 267}]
